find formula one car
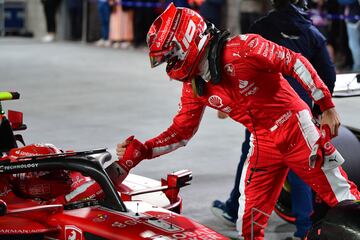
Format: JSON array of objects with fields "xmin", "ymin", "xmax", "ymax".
[
  {"xmin": 0, "ymin": 92, "xmax": 229, "ymax": 240},
  {"xmin": 332, "ymin": 72, "xmax": 360, "ymax": 97}
]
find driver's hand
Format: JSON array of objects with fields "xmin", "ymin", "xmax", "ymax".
[
  {"xmin": 116, "ymin": 136, "xmax": 134, "ymax": 159},
  {"xmin": 321, "ymin": 107, "xmax": 341, "ymax": 138},
  {"xmin": 116, "ymin": 136, "xmax": 151, "ymax": 172},
  {"xmin": 217, "ymin": 111, "xmax": 229, "ymax": 119}
]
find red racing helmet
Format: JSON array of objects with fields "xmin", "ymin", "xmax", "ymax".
[
  {"xmin": 147, "ymin": 3, "xmax": 211, "ymax": 81},
  {"xmin": 8, "ymin": 144, "xmax": 72, "ymax": 200}
]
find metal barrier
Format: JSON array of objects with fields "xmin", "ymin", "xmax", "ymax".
[{"xmin": 251, "ymin": 207, "xmax": 271, "ymax": 240}]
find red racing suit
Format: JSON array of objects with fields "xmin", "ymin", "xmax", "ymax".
[{"xmin": 141, "ymin": 34, "xmax": 360, "ymax": 239}]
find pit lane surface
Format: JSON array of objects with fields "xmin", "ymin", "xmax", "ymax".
[{"xmin": 1, "ymin": 38, "xmax": 359, "ymax": 239}]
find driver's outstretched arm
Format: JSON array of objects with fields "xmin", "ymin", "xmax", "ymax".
[{"xmin": 116, "ymin": 82, "xmax": 205, "ymax": 166}]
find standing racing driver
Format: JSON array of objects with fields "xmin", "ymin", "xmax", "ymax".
[{"xmin": 116, "ymin": 3, "xmax": 360, "ymax": 240}]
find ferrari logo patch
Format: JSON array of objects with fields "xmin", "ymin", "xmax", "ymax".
[{"xmin": 65, "ymin": 225, "xmax": 82, "ymax": 240}]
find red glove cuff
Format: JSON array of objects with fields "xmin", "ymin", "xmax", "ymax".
[{"xmin": 118, "ymin": 138, "xmax": 151, "ymax": 172}]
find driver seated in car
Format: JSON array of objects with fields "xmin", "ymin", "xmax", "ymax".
[{"xmin": 0, "ymin": 144, "xmax": 104, "ymax": 204}]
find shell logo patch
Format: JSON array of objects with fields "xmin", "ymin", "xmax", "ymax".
[{"xmin": 208, "ymin": 95, "xmax": 223, "ymax": 108}]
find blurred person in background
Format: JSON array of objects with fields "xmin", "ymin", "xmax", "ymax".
[
  {"xmin": 308, "ymin": 0, "xmax": 354, "ymax": 71},
  {"xmin": 131, "ymin": 0, "xmax": 159, "ymax": 48},
  {"xmin": 250, "ymin": 1, "xmax": 336, "ymax": 239},
  {"xmin": 95, "ymin": 0, "xmax": 111, "ymax": 47},
  {"xmin": 165, "ymin": 0, "xmax": 190, "ymax": 7},
  {"xmin": 239, "ymin": 0, "xmax": 270, "ymax": 33},
  {"xmin": 188, "ymin": 0, "xmax": 204, "ymax": 10},
  {"xmin": 342, "ymin": 0, "xmax": 360, "ymax": 71},
  {"xmin": 307, "ymin": 0, "xmax": 334, "ymax": 60},
  {"xmin": 41, "ymin": 0, "xmax": 62, "ymax": 42},
  {"xmin": 199, "ymin": 0, "xmax": 226, "ymax": 29},
  {"xmin": 67, "ymin": 0, "xmax": 83, "ymax": 41},
  {"xmin": 211, "ymin": 0, "xmax": 336, "ymax": 238},
  {"xmin": 109, "ymin": 0, "xmax": 134, "ymax": 49}
]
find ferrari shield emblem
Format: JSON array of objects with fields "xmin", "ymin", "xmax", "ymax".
[{"xmin": 65, "ymin": 225, "xmax": 83, "ymax": 240}]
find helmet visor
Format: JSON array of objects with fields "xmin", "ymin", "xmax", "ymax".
[{"xmin": 149, "ymin": 44, "xmax": 178, "ymax": 68}]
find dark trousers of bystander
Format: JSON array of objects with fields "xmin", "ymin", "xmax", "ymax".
[
  {"xmin": 41, "ymin": 0, "xmax": 62, "ymax": 33},
  {"xmin": 133, "ymin": 7, "xmax": 157, "ymax": 47}
]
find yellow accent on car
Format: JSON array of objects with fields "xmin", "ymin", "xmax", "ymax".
[
  {"xmin": 0, "ymin": 92, "xmax": 13, "ymax": 101},
  {"xmin": 0, "ymin": 92, "xmax": 19, "ymax": 101}
]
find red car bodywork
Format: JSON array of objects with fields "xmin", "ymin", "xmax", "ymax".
[{"xmin": 0, "ymin": 198, "xmax": 227, "ymax": 239}]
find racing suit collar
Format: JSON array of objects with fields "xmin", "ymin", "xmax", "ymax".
[{"xmin": 197, "ymin": 47, "xmax": 211, "ymax": 83}]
